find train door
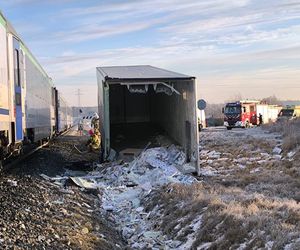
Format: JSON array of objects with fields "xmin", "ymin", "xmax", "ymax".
[
  {"xmin": 53, "ymin": 87, "xmax": 59, "ymax": 132},
  {"xmin": 13, "ymin": 38, "xmax": 23, "ymax": 141}
]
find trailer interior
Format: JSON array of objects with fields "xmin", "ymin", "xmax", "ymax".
[{"xmin": 109, "ymin": 84, "xmax": 179, "ymax": 152}]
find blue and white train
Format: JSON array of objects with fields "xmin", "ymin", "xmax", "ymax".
[{"xmin": 0, "ymin": 12, "xmax": 73, "ymax": 165}]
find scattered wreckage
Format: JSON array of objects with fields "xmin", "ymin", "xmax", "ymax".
[{"xmin": 41, "ymin": 144, "xmax": 198, "ymax": 249}]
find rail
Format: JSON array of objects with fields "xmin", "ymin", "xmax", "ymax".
[{"xmin": 2, "ymin": 126, "xmax": 74, "ymax": 171}]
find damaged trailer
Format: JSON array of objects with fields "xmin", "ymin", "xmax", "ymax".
[{"xmin": 97, "ymin": 65, "xmax": 200, "ymax": 173}]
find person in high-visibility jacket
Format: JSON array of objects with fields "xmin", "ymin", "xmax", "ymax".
[{"xmin": 87, "ymin": 128, "xmax": 101, "ymax": 152}]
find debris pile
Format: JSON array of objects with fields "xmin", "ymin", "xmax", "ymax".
[
  {"xmin": 65, "ymin": 145, "xmax": 198, "ymax": 248},
  {"xmin": 101, "ymin": 147, "xmax": 197, "ymax": 248}
]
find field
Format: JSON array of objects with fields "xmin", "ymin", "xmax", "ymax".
[{"xmin": 144, "ymin": 122, "xmax": 300, "ymax": 249}]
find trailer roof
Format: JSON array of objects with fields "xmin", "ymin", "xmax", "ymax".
[{"xmin": 97, "ymin": 65, "xmax": 195, "ymax": 81}]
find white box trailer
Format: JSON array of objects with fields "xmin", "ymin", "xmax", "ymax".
[
  {"xmin": 97, "ymin": 65, "xmax": 200, "ymax": 173},
  {"xmin": 257, "ymin": 104, "xmax": 282, "ymax": 124}
]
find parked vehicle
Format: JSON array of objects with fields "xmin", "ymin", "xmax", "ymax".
[
  {"xmin": 197, "ymin": 109, "xmax": 206, "ymax": 131},
  {"xmin": 223, "ymin": 101, "xmax": 259, "ymax": 130},
  {"xmin": 223, "ymin": 100, "xmax": 281, "ymax": 130},
  {"xmin": 278, "ymin": 106, "xmax": 300, "ymax": 121},
  {"xmin": 0, "ymin": 12, "xmax": 72, "ymax": 167},
  {"xmin": 256, "ymin": 104, "xmax": 282, "ymax": 124}
]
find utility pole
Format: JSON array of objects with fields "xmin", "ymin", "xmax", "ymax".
[
  {"xmin": 76, "ymin": 89, "xmax": 83, "ymax": 116},
  {"xmin": 76, "ymin": 89, "xmax": 83, "ymax": 107}
]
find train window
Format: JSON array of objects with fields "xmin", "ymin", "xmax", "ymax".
[
  {"xmin": 15, "ymin": 93, "xmax": 21, "ymax": 106},
  {"xmin": 19, "ymin": 51, "xmax": 24, "ymax": 88},
  {"xmin": 14, "ymin": 49, "xmax": 21, "ymax": 87},
  {"xmin": 250, "ymin": 106, "xmax": 255, "ymax": 112}
]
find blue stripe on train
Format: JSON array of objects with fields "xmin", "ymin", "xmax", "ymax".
[{"xmin": 0, "ymin": 108, "xmax": 9, "ymax": 115}]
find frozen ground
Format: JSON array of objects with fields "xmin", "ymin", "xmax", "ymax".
[
  {"xmin": 198, "ymin": 126, "xmax": 300, "ymax": 201},
  {"xmin": 52, "ymin": 145, "xmax": 199, "ymax": 249},
  {"xmin": 1, "ymin": 128, "xmax": 125, "ymax": 250},
  {"xmin": 50, "ymin": 125, "xmax": 299, "ymax": 249},
  {"xmin": 148, "ymin": 126, "xmax": 300, "ymax": 249},
  {"xmin": 47, "ymin": 125, "xmax": 298, "ymax": 249},
  {"xmin": 2, "ymin": 125, "xmax": 299, "ymax": 249}
]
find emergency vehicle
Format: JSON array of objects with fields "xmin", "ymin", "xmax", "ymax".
[{"xmin": 223, "ymin": 101, "xmax": 259, "ymax": 130}]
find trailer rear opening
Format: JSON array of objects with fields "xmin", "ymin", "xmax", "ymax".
[
  {"xmin": 97, "ymin": 65, "xmax": 199, "ymax": 172},
  {"xmin": 109, "ymin": 84, "xmax": 171, "ymax": 151}
]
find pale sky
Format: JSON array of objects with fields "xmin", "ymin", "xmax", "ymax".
[{"xmin": 1, "ymin": 0, "xmax": 300, "ymax": 106}]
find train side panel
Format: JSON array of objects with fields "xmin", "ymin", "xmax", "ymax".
[
  {"xmin": 1, "ymin": 11, "xmax": 71, "ymax": 166},
  {"xmin": 58, "ymin": 94, "xmax": 68, "ymax": 132},
  {"xmin": 56, "ymin": 92, "xmax": 73, "ymax": 132},
  {"xmin": 22, "ymin": 45, "xmax": 53, "ymax": 142},
  {"xmin": 7, "ymin": 33, "xmax": 26, "ymax": 145},
  {"xmin": 0, "ymin": 15, "xmax": 10, "ymax": 162},
  {"xmin": 0, "ymin": 17, "xmax": 9, "ymax": 133}
]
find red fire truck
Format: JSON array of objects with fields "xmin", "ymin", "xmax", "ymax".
[{"xmin": 223, "ymin": 101, "xmax": 260, "ymax": 130}]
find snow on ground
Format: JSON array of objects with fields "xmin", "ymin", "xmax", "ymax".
[
  {"xmin": 45, "ymin": 126, "xmax": 300, "ymax": 249},
  {"xmin": 136, "ymin": 126, "xmax": 299, "ymax": 250},
  {"xmin": 95, "ymin": 146, "xmax": 199, "ymax": 249},
  {"xmin": 56, "ymin": 145, "xmax": 199, "ymax": 249},
  {"xmin": 198, "ymin": 126, "xmax": 283, "ymax": 179}
]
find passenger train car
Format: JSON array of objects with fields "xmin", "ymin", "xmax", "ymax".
[
  {"xmin": 0, "ymin": 12, "xmax": 72, "ymax": 166},
  {"xmin": 54, "ymin": 88, "xmax": 73, "ymax": 133}
]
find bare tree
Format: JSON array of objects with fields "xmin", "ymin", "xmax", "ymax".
[
  {"xmin": 261, "ymin": 95, "xmax": 283, "ymax": 105},
  {"xmin": 225, "ymin": 93, "xmax": 243, "ymax": 103}
]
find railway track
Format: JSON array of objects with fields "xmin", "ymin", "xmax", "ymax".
[{"xmin": 2, "ymin": 127, "xmax": 73, "ymax": 172}]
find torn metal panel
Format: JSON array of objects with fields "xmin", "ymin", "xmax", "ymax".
[
  {"xmin": 122, "ymin": 82, "xmax": 180, "ymax": 96},
  {"xmin": 70, "ymin": 177, "xmax": 98, "ymax": 189},
  {"xmin": 153, "ymin": 83, "xmax": 180, "ymax": 95},
  {"xmin": 127, "ymin": 84, "xmax": 148, "ymax": 94}
]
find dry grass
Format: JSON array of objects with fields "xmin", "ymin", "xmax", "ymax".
[
  {"xmin": 144, "ymin": 125, "xmax": 300, "ymax": 249},
  {"xmin": 264, "ymin": 118, "xmax": 300, "ymax": 151},
  {"xmin": 200, "ymin": 125, "xmax": 300, "ymax": 200},
  {"xmin": 144, "ymin": 124, "xmax": 300, "ymax": 248},
  {"xmin": 212, "ymin": 164, "xmax": 300, "ymax": 202},
  {"xmin": 145, "ymin": 183, "xmax": 300, "ymax": 249}
]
